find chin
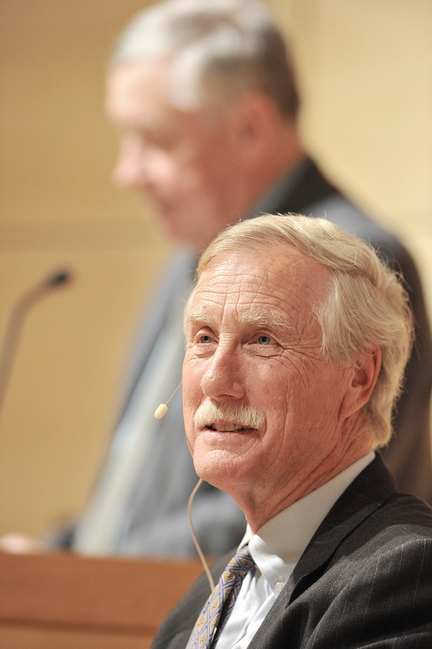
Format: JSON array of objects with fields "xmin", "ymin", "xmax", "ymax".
[{"xmin": 193, "ymin": 448, "xmax": 245, "ymax": 491}]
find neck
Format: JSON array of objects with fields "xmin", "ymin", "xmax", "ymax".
[
  {"xmin": 198, "ymin": 129, "xmax": 306, "ymax": 252},
  {"xmin": 244, "ymin": 121, "xmax": 306, "ymax": 210},
  {"xmin": 236, "ymin": 423, "xmax": 374, "ymax": 533}
]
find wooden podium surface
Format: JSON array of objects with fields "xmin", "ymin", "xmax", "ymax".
[{"xmin": 0, "ymin": 551, "xmax": 204, "ymax": 649}]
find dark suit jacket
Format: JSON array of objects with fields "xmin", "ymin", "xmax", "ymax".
[{"xmin": 151, "ymin": 454, "xmax": 432, "ymax": 649}]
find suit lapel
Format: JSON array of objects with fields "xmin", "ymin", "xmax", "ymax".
[
  {"xmin": 288, "ymin": 454, "xmax": 395, "ymax": 603},
  {"xmin": 243, "ymin": 454, "xmax": 394, "ymax": 649},
  {"xmin": 245, "ymin": 455, "xmax": 396, "ymax": 648}
]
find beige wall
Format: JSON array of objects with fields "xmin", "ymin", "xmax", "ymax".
[{"xmin": 0, "ymin": 0, "xmax": 431, "ymax": 539}]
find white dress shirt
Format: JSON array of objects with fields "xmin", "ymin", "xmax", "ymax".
[{"xmin": 216, "ymin": 452, "xmax": 375, "ymax": 649}]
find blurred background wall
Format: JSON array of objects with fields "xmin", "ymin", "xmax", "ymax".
[{"xmin": 1, "ymin": 0, "xmax": 431, "ymax": 539}]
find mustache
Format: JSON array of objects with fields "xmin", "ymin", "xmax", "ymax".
[{"xmin": 194, "ymin": 401, "xmax": 264, "ymax": 429}]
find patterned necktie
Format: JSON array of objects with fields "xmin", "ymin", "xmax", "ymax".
[{"xmin": 186, "ymin": 546, "xmax": 255, "ymax": 649}]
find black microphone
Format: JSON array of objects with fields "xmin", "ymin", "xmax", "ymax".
[
  {"xmin": 0, "ymin": 269, "xmax": 72, "ymax": 414},
  {"xmin": 46, "ymin": 271, "xmax": 70, "ymax": 288}
]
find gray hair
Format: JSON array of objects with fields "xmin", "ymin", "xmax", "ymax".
[
  {"xmin": 195, "ymin": 214, "xmax": 414, "ymax": 448},
  {"xmin": 110, "ymin": 0, "xmax": 298, "ymax": 115}
]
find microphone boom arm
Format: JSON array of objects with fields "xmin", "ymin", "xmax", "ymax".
[{"xmin": 0, "ymin": 270, "xmax": 71, "ymax": 414}]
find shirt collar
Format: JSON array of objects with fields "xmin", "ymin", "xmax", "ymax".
[{"xmin": 240, "ymin": 452, "xmax": 375, "ymax": 595}]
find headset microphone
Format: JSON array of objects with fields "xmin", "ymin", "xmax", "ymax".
[{"xmin": 154, "ymin": 381, "xmax": 182, "ymax": 419}]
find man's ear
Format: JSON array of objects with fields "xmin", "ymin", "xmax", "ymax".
[
  {"xmin": 231, "ymin": 91, "xmax": 278, "ymax": 157},
  {"xmin": 339, "ymin": 346, "xmax": 382, "ymax": 421}
]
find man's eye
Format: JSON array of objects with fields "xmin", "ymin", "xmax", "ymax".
[
  {"xmin": 198, "ymin": 335, "xmax": 213, "ymax": 344},
  {"xmin": 257, "ymin": 335, "xmax": 274, "ymax": 346}
]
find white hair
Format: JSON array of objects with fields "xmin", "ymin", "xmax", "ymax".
[
  {"xmin": 110, "ymin": 0, "xmax": 298, "ymax": 114},
  {"xmin": 194, "ymin": 213, "xmax": 414, "ymax": 448}
]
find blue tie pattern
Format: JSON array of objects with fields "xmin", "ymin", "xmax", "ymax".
[{"xmin": 186, "ymin": 546, "xmax": 255, "ymax": 649}]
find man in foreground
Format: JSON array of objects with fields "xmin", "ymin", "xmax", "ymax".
[{"xmin": 152, "ymin": 214, "xmax": 432, "ymax": 648}]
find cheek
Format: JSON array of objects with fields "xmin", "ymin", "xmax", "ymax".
[
  {"xmin": 256, "ymin": 361, "xmax": 309, "ymax": 430},
  {"xmin": 253, "ymin": 361, "xmax": 292, "ymax": 405},
  {"xmin": 182, "ymin": 360, "xmax": 202, "ymax": 430},
  {"xmin": 157, "ymin": 157, "xmax": 182, "ymax": 188},
  {"xmin": 171, "ymin": 140, "xmax": 205, "ymax": 190},
  {"xmin": 181, "ymin": 135, "xmax": 228, "ymax": 194},
  {"xmin": 175, "ymin": 154, "xmax": 215, "ymax": 198}
]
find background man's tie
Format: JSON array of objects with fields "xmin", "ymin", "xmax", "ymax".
[{"xmin": 186, "ymin": 546, "xmax": 255, "ymax": 649}]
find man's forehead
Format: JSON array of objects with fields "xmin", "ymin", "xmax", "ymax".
[
  {"xmin": 109, "ymin": 58, "xmax": 172, "ymax": 91},
  {"xmin": 194, "ymin": 246, "xmax": 328, "ymax": 295},
  {"xmin": 107, "ymin": 59, "xmax": 176, "ymax": 118},
  {"xmin": 185, "ymin": 246, "xmax": 329, "ymax": 327}
]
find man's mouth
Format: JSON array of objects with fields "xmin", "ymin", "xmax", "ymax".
[
  {"xmin": 194, "ymin": 402, "xmax": 264, "ymax": 432},
  {"xmin": 207, "ymin": 423, "xmax": 249, "ymax": 432}
]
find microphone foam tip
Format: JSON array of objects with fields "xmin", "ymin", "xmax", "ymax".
[{"xmin": 154, "ymin": 403, "xmax": 168, "ymax": 419}]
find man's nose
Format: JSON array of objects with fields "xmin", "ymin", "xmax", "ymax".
[{"xmin": 201, "ymin": 345, "xmax": 245, "ymax": 402}]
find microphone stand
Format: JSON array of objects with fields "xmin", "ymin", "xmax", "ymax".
[{"xmin": 0, "ymin": 270, "xmax": 71, "ymax": 415}]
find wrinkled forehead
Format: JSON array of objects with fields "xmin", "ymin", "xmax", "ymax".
[{"xmin": 184, "ymin": 246, "xmax": 331, "ymax": 329}]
